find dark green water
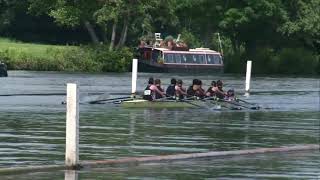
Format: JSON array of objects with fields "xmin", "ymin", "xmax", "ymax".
[{"xmin": 0, "ymin": 71, "xmax": 319, "ymax": 179}]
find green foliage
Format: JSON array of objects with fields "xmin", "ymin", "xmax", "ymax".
[
  {"xmin": 49, "ymin": 6, "xmax": 82, "ymax": 27},
  {"xmin": 276, "ymin": 48, "xmax": 318, "ymax": 74},
  {"xmin": 85, "ymin": 45, "xmax": 133, "ymax": 72},
  {"xmin": 180, "ymin": 29, "xmax": 201, "ymax": 48},
  {"xmin": 1, "ymin": 0, "xmax": 320, "ymax": 74},
  {"xmin": 0, "ymin": 39, "xmax": 133, "ymax": 72}
]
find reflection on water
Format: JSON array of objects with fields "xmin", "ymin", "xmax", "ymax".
[
  {"xmin": 0, "ymin": 71, "xmax": 319, "ymax": 179},
  {"xmin": 2, "ymin": 151, "xmax": 319, "ymax": 179}
]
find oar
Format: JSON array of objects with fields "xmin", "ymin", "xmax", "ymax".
[
  {"xmin": 89, "ymin": 96, "xmax": 132, "ymax": 104},
  {"xmin": 236, "ymin": 98, "xmax": 258, "ymax": 106},
  {"xmin": 179, "ymin": 99, "xmax": 206, "ymax": 108},
  {"xmin": 220, "ymin": 99, "xmax": 259, "ymax": 110},
  {"xmin": 203, "ymin": 97, "xmax": 242, "ymax": 110}
]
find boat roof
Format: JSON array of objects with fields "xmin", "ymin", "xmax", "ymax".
[{"xmin": 154, "ymin": 47, "xmax": 220, "ymax": 54}]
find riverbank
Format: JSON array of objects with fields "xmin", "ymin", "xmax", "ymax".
[
  {"xmin": 0, "ymin": 38, "xmax": 133, "ymax": 72},
  {"xmin": 1, "ymin": 38, "xmax": 319, "ymax": 74}
]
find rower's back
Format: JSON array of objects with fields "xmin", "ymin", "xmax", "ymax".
[
  {"xmin": 166, "ymin": 78, "xmax": 176, "ymax": 97},
  {"xmin": 143, "ymin": 77, "xmax": 154, "ymax": 101}
]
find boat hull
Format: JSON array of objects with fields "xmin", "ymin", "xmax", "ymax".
[{"xmin": 122, "ymin": 99, "xmax": 226, "ymax": 109}]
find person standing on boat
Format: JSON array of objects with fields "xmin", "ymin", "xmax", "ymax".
[
  {"xmin": 154, "ymin": 79, "xmax": 166, "ymax": 99},
  {"xmin": 175, "ymin": 79, "xmax": 187, "ymax": 100},
  {"xmin": 166, "ymin": 78, "xmax": 177, "ymax": 98}
]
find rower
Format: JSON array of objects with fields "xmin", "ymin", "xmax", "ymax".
[
  {"xmin": 196, "ymin": 80, "xmax": 206, "ymax": 98},
  {"xmin": 175, "ymin": 79, "xmax": 187, "ymax": 100},
  {"xmin": 143, "ymin": 77, "xmax": 155, "ymax": 101},
  {"xmin": 206, "ymin": 81, "xmax": 217, "ymax": 97},
  {"xmin": 225, "ymin": 89, "xmax": 236, "ymax": 101},
  {"xmin": 166, "ymin": 78, "xmax": 176, "ymax": 98},
  {"xmin": 154, "ymin": 79, "xmax": 165, "ymax": 99},
  {"xmin": 216, "ymin": 80, "xmax": 226, "ymax": 99},
  {"xmin": 187, "ymin": 79, "xmax": 204, "ymax": 99}
]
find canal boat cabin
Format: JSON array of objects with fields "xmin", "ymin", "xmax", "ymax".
[{"xmin": 138, "ymin": 46, "xmax": 224, "ymax": 73}]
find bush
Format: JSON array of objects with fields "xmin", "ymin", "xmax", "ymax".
[
  {"xmin": 251, "ymin": 47, "xmax": 277, "ymax": 74},
  {"xmin": 0, "ymin": 43, "xmax": 133, "ymax": 72},
  {"xmin": 276, "ymin": 48, "xmax": 318, "ymax": 74}
]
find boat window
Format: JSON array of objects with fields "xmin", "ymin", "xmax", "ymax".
[
  {"xmin": 214, "ymin": 55, "xmax": 222, "ymax": 64},
  {"xmin": 175, "ymin": 54, "xmax": 181, "ymax": 63},
  {"xmin": 186, "ymin": 54, "xmax": 194, "ymax": 63},
  {"xmin": 206, "ymin": 54, "xmax": 221, "ymax": 64},
  {"xmin": 163, "ymin": 53, "xmax": 168, "ymax": 63},
  {"xmin": 164, "ymin": 53, "xmax": 175, "ymax": 63},
  {"xmin": 193, "ymin": 55, "xmax": 197, "ymax": 63},
  {"xmin": 182, "ymin": 54, "xmax": 187, "ymax": 63},
  {"xmin": 199, "ymin": 55, "xmax": 205, "ymax": 64}
]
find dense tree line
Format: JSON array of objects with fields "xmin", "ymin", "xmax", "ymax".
[{"xmin": 0, "ymin": 0, "xmax": 319, "ymax": 74}]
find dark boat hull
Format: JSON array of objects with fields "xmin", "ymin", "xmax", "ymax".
[{"xmin": 138, "ymin": 60, "xmax": 224, "ymax": 73}]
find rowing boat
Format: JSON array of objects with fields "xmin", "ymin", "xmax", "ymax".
[
  {"xmin": 121, "ymin": 99, "xmax": 238, "ymax": 109},
  {"xmin": 122, "ymin": 99, "xmax": 198, "ymax": 108}
]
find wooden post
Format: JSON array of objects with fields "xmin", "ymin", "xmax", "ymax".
[
  {"xmin": 65, "ymin": 83, "xmax": 79, "ymax": 168},
  {"xmin": 131, "ymin": 59, "xmax": 138, "ymax": 97},
  {"xmin": 244, "ymin": 60, "xmax": 252, "ymax": 96}
]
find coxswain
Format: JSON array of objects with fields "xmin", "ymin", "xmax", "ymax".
[
  {"xmin": 154, "ymin": 79, "xmax": 165, "ymax": 99},
  {"xmin": 175, "ymin": 79, "xmax": 187, "ymax": 100},
  {"xmin": 166, "ymin": 78, "xmax": 176, "ymax": 98},
  {"xmin": 225, "ymin": 89, "xmax": 236, "ymax": 101}
]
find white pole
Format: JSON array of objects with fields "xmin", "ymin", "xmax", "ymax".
[
  {"xmin": 65, "ymin": 83, "xmax": 79, "ymax": 168},
  {"xmin": 65, "ymin": 170, "xmax": 78, "ymax": 180},
  {"xmin": 245, "ymin": 60, "xmax": 252, "ymax": 96},
  {"xmin": 217, "ymin": 33, "xmax": 223, "ymax": 55},
  {"xmin": 131, "ymin": 59, "xmax": 138, "ymax": 97}
]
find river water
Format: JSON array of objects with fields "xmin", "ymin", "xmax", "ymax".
[{"xmin": 0, "ymin": 71, "xmax": 319, "ymax": 179}]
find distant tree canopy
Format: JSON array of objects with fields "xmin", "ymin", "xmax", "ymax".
[{"xmin": 0, "ymin": 0, "xmax": 319, "ymax": 73}]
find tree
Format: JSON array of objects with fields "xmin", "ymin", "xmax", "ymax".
[
  {"xmin": 280, "ymin": 0, "xmax": 320, "ymax": 53},
  {"xmin": 28, "ymin": 0, "xmax": 100, "ymax": 44}
]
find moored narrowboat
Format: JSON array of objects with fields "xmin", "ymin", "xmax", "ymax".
[{"xmin": 137, "ymin": 34, "xmax": 224, "ymax": 73}]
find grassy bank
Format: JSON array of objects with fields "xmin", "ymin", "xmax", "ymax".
[{"xmin": 0, "ymin": 38, "xmax": 133, "ymax": 72}]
